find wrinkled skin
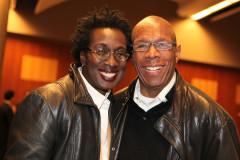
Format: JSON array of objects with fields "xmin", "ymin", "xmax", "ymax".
[{"xmin": 132, "ymin": 16, "xmax": 181, "ymax": 98}]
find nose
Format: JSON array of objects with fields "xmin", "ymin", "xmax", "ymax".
[
  {"xmin": 145, "ymin": 43, "xmax": 160, "ymax": 59},
  {"xmin": 104, "ymin": 52, "xmax": 118, "ymax": 67}
]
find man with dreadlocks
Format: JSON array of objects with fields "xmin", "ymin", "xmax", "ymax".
[{"xmin": 4, "ymin": 7, "xmax": 132, "ymax": 160}]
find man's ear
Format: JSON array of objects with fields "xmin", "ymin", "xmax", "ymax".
[
  {"xmin": 175, "ymin": 45, "xmax": 181, "ymax": 63},
  {"xmin": 80, "ymin": 51, "xmax": 86, "ymax": 66}
]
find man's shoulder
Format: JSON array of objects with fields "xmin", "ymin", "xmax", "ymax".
[
  {"xmin": 175, "ymin": 72, "xmax": 219, "ymax": 110},
  {"xmin": 114, "ymin": 87, "xmax": 129, "ymax": 100},
  {"xmin": 185, "ymin": 82, "xmax": 219, "ymax": 108},
  {"xmin": 33, "ymin": 75, "xmax": 71, "ymax": 94},
  {"xmin": 181, "ymin": 82, "xmax": 234, "ymax": 124},
  {"xmin": 175, "ymin": 73, "xmax": 231, "ymax": 120},
  {"xmin": 114, "ymin": 78, "xmax": 138, "ymax": 101},
  {"xmin": 0, "ymin": 103, "xmax": 11, "ymax": 111},
  {"xmin": 22, "ymin": 74, "xmax": 72, "ymax": 107}
]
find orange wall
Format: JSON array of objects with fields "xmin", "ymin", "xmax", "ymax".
[
  {"xmin": 1, "ymin": 34, "xmax": 240, "ymax": 134},
  {"xmin": 0, "ymin": 34, "xmax": 73, "ymax": 105}
]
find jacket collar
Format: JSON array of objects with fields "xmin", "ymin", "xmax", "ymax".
[
  {"xmin": 111, "ymin": 77, "xmax": 137, "ymax": 123},
  {"xmin": 154, "ymin": 69, "xmax": 188, "ymax": 160},
  {"xmin": 69, "ymin": 63, "xmax": 114, "ymax": 106},
  {"xmin": 69, "ymin": 63, "xmax": 95, "ymax": 106}
]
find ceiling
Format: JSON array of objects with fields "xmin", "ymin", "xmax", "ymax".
[
  {"xmin": 11, "ymin": 0, "xmax": 240, "ymax": 41},
  {"xmin": 15, "ymin": 0, "xmax": 238, "ymax": 17}
]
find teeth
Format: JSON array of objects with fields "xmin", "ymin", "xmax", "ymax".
[
  {"xmin": 145, "ymin": 66, "xmax": 162, "ymax": 72},
  {"xmin": 100, "ymin": 72, "xmax": 116, "ymax": 78}
]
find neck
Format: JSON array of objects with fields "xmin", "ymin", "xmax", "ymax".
[{"xmin": 140, "ymin": 86, "xmax": 163, "ymax": 98}]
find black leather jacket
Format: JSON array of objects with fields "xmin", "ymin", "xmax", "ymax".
[
  {"xmin": 109, "ymin": 70, "xmax": 240, "ymax": 160},
  {"xmin": 5, "ymin": 63, "xmax": 114, "ymax": 160}
]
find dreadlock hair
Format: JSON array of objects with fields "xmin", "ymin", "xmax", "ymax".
[{"xmin": 71, "ymin": 6, "xmax": 132, "ymax": 66}]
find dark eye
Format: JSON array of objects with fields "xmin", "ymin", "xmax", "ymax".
[
  {"xmin": 133, "ymin": 43, "xmax": 149, "ymax": 51},
  {"xmin": 155, "ymin": 42, "xmax": 168, "ymax": 47},
  {"xmin": 115, "ymin": 49, "xmax": 129, "ymax": 61},
  {"xmin": 95, "ymin": 46, "xmax": 107, "ymax": 55},
  {"xmin": 116, "ymin": 49, "xmax": 126, "ymax": 54},
  {"xmin": 116, "ymin": 50, "xmax": 125, "ymax": 55},
  {"xmin": 116, "ymin": 52, "xmax": 125, "ymax": 59},
  {"xmin": 95, "ymin": 48, "xmax": 108, "ymax": 56},
  {"xmin": 135, "ymin": 44, "xmax": 148, "ymax": 49}
]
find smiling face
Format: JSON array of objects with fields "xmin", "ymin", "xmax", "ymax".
[
  {"xmin": 80, "ymin": 28, "xmax": 128, "ymax": 95},
  {"xmin": 132, "ymin": 16, "xmax": 181, "ymax": 98}
]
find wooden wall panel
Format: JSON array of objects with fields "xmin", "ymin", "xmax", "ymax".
[
  {"xmin": 191, "ymin": 78, "xmax": 218, "ymax": 100},
  {"xmin": 0, "ymin": 34, "xmax": 73, "ymax": 105},
  {"xmin": 20, "ymin": 55, "xmax": 59, "ymax": 82}
]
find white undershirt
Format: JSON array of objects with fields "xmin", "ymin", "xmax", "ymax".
[
  {"xmin": 79, "ymin": 67, "xmax": 111, "ymax": 160},
  {"xmin": 133, "ymin": 72, "xmax": 176, "ymax": 112}
]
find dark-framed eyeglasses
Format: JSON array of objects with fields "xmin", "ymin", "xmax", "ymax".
[
  {"xmin": 132, "ymin": 42, "xmax": 176, "ymax": 52},
  {"xmin": 87, "ymin": 48, "xmax": 130, "ymax": 61}
]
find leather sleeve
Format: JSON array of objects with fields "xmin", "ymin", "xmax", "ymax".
[
  {"xmin": 4, "ymin": 92, "xmax": 57, "ymax": 160},
  {"xmin": 203, "ymin": 119, "xmax": 240, "ymax": 160}
]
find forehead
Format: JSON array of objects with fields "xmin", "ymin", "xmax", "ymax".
[
  {"xmin": 132, "ymin": 19, "xmax": 175, "ymax": 43},
  {"xmin": 90, "ymin": 28, "xmax": 126, "ymax": 45}
]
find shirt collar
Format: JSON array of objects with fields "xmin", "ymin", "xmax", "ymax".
[
  {"xmin": 133, "ymin": 72, "xmax": 176, "ymax": 112},
  {"xmin": 78, "ymin": 67, "xmax": 111, "ymax": 109},
  {"xmin": 157, "ymin": 71, "xmax": 176, "ymax": 102}
]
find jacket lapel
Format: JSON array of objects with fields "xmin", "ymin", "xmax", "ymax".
[
  {"xmin": 154, "ymin": 69, "xmax": 188, "ymax": 160},
  {"xmin": 154, "ymin": 115, "xmax": 187, "ymax": 160},
  {"xmin": 69, "ymin": 63, "xmax": 95, "ymax": 105}
]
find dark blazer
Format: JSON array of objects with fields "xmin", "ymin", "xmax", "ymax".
[
  {"xmin": 0, "ymin": 102, "xmax": 13, "ymax": 160},
  {"xmin": 110, "ymin": 69, "xmax": 240, "ymax": 160}
]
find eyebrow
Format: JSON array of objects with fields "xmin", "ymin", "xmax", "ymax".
[
  {"xmin": 93, "ymin": 43, "xmax": 107, "ymax": 47},
  {"xmin": 93, "ymin": 44, "xmax": 127, "ymax": 50},
  {"xmin": 134, "ymin": 37, "xmax": 173, "ymax": 43}
]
